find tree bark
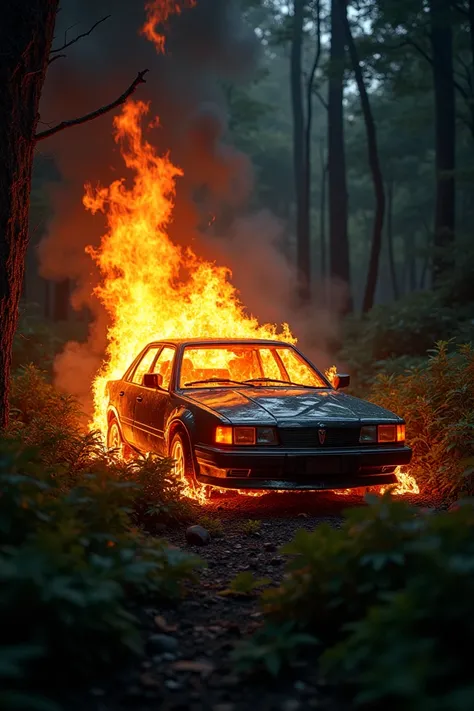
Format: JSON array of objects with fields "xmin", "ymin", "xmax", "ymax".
[
  {"xmin": 328, "ymin": 0, "xmax": 352, "ymax": 312},
  {"xmin": 0, "ymin": 0, "xmax": 59, "ymax": 428},
  {"xmin": 319, "ymin": 139, "xmax": 328, "ymax": 285},
  {"xmin": 341, "ymin": 0, "xmax": 385, "ymax": 313},
  {"xmin": 290, "ymin": 0, "xmax": 309, "ymax": 302},
  {"xmin": 429, "ymin": 0, "xmax": 456, "ymax": 281},
  {"xmin": 386, "ymin": 178, "xmax": 399, "ymax": 299}
]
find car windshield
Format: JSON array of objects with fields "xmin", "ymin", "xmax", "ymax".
[{"xmin": 179, "ymin": 344, "xmax": 327, "ymax": 389}]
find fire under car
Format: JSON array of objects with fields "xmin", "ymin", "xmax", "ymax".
[{"xmin": 105, "ymin": 338, "xmax": 412, "ymax": 491}]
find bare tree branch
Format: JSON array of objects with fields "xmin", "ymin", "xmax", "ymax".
[
  {"xmin": 35, "ymin": 70, "xmax": 149, "ymax": 142},
  {"xmin": 50, "ymin": 15, "xmax": 111, "ymax": 54}
]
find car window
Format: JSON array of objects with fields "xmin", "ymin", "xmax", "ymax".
[
  {"xmin": 130, "ymin": 347, "xmax": 160, "ymax": 385},
  {"xmin": 178, "ymin": 345, "xmax": 325, "ymax": 388},
  {"xmin": 151, "ymin": 346, "xmax": 175, "ymax": 390},
  {"xmin": 259, "ymin": 348, "xmax": 284, "ymax": 381},
  {"xmin": 276, "ymin": 348, "xmax": 326, "ymax": 387}
]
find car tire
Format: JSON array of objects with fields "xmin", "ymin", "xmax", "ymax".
[
  {"xmin": 106, "ymin": 416, "xmax": 132, "ymax": 460},
  {"xmin": 170, "ymin": 431, "xmax": 198, "ymax": 491}
]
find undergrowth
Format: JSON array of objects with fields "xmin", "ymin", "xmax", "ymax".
[
  {"xmin": 233, "ymin": 495, "xmax": 474, "ymax": 709},
  {"xmin": 1, "ymin": 366, "xmax": 200, "ymax": 709},
  {"xmin": 369, "ymin": 342, "xmax": 474, "ymax": 498}
]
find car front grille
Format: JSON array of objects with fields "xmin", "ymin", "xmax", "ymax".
[{"xmin": 279, "ymin": 427, "xmax": 361, "ymax": 448}]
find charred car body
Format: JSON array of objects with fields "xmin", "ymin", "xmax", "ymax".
[{"xmin": 106, "ymin": 338, "xmax": 412, "ymax": 491}]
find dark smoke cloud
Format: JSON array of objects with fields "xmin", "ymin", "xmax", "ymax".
[{"xmin": 38, "ymin": 0, "xmax": 340, "ymax": 410}]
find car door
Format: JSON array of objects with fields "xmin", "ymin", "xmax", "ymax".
[
  {"xmin": 133, "ymin": 346, "xmax": 176, "ymax": 455},
  {"xmin": 123, "ymin": 345, "xmax": 161, "ymax": 449}
]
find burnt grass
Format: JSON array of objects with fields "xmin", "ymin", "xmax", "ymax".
[{"xmin": 77, "ymin": 489, "xmax": 442, "ymax": 711}]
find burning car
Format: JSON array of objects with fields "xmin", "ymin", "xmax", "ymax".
[{"xmin": 105, "ymin": 338, "xmax": 412, "ymax": 491}]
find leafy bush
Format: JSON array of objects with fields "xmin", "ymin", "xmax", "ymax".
[
  {"xmin": 235, "ymin": 495, "xmax": 474, "ymax": 708},
  {"xmin": 0, "ymin": 441, "xmax": 201, "ymax": 708},
  {"xmin": 240, "ymin": 519, "xmax": 262, "ymax": 535},
  {"xmin": 369, "ymin": 342, "xmax": 474, "ymax": 497},
  {"xmin": 338, "ymin": 291, "xmax": 474, "ymax": 396},
  {"xmin": 322, "ymin": 499, "xmax": 474, "ymax": 709}
]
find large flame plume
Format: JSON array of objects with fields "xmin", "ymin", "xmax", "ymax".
[{"xmin": 85, "ymin": 100, "xmax": 294, "ymax": 435}]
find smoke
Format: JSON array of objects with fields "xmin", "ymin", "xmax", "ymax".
[{"xmin": 38, "ymin": 0, "xmax": 342, "ymax": 412}]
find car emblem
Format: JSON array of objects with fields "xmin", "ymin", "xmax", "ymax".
[{"xmin": 318, "ymin": 428, "xmax": 326, "ymax": 445}]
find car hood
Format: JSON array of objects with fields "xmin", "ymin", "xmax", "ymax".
[{"xmin": 183, "ymin": 387, "xmax": 402, "ymax": 426}]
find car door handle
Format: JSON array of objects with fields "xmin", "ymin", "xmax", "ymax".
[
  {"xmin": 136, "ymin": 396, "xmax": 143, "ymax": 402},
  {"xmin": 119, "ymin": 391, "xmax": 124, "ymax": 396}
]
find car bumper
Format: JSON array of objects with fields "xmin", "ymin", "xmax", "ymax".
[{"xmin": 194, "ymin": 444, "xmax": 412, "ymax": 491}]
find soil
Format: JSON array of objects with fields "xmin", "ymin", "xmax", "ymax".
[{"xmin": 79, "ymin": 489, "xmax": 443, "ymax": 711}]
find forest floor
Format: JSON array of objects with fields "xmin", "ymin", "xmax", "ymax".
[{"xmin": 75, "ymin": 489, "xmax": 443, "ymax": 711}]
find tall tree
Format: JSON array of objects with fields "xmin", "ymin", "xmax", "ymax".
[
  {"xmin": 290, "ymin": 0, "xmax": 308, "ymax": 299},
  {"xmin": 429, "ymin": 0, "xmax": 456, "ymax": 280},
  {"xmin": 0, "ymin": 0, "xmax": 60, "ymax": 429},
  {"xmin": 341, "ymin": 0, "xmax": 385, "ymax": 313},
  {"xmin": 0, "ymin": 2, "xmax": 152, "ymax": 429},
  {"xmin": 327, "ymin": 0, "xmax": 352, "ymax": 311}
]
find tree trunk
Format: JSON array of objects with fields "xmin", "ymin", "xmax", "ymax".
[
  {"xmin": 319, "ymin": 139, "xmax": 328, "ymax": 284},
  {"xmin": 386, "ymin": 178, "xmax": 399, "ymax": 299},
  {"xmin": 328, "ymin": 0, "xmax": 352, "ymax": 312},
  {"xmin": 290, "ymin": 0, "xmax": 309, "ymax": 302},
  {"xmin": 0, "ymin": 0, "xmax": 58, "ymax": 428},
  {"xmin": 341, "ymin": 0, "xmax": 385, "ymax": 313},
  {"xmin": 429, "ymin": 0, "xmax": 456, "ymax": 281}
]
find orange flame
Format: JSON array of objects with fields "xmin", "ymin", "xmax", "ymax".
[
  {"xmin": 141, "ymin": 0, "xmax": 196, "ymax": 52},
  {"xmin": 85, "ymin": 100, "xmax": 293, "ymax": 499}
]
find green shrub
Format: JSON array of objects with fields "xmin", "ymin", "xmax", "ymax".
[
  {"xmin": 240, "ymin": 519, "xmax": 262, "ymax": 535},
  {"xmin": 235, "ymin": 495, "xmax": 474, "ymax": 709},
  {"xmin": 0, "ymin": 441, "xmax": 202, "ymax": 708},
  {"xmin": 322, "ymin": 500, "xmax": 474, "ymax": 709},
  {"xmin": 338, "ymin": 291, "xmax": 474, "ymax": 396},
  {"xmin": 369, "ymin": 342, "xmax": 474, "ymax": 497}
]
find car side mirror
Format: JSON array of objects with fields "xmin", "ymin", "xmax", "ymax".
[
  {"xmin": 143, "ymin": 372, "xmax": 163, "ymax": 389},
  {"xmin": 333, "ymin": 373, "xmax": 350, "ymax": 390}
]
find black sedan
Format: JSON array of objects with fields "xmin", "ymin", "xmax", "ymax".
[{"xmin": 105, "ymin": 338, "xmax": 412, "ymax": 491}]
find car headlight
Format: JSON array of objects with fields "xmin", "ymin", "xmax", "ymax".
[
  {"xmin": 359, "ymin": 424, "xmax": 406, "ymax": 444},
  {"xmin": 360, "ymin": 425, "xmax": 377, "ymax": 443},
  {"xmin": 214, "ymin": 426, "xmax": 277, "ymax": 446}
]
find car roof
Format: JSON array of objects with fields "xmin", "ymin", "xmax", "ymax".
[{"xmin": 149, "ymin": 338, "xmax": 293, "ymax": 347}]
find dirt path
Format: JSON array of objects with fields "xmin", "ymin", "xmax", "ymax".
[{"xmin": 82, "ymin": 490, "xmax": 439, "ymax": 711}]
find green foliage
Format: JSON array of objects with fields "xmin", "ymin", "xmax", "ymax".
[
  {"xmin": 369, "ymin": 342, "xmax": 474, "ymax": 497},
  {"xmin": 220, "ymin": 571, "xmax": 271, "ymax": 597},
  {"xmin": 0, "ymin": 441, "xmax": 201, "ymax": 708},
  {"xmin": 240, "ymin": 519, "xmax": 262, "ymax": 535},
  {"xmin": 237, "ymin": 495, "xmax": 474, "ymax": 706},
  {"xmin": 197, "ymin": 515, "xmax": 225, "ymax": 538},
  {"xmin": 231, "ymin": 621, "xmax": 317, "ymax": 677},
  {"xmin": 321, "ymin": 500, "xmax": 474, "ymax": 710}
]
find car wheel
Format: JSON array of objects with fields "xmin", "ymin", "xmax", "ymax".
[
  {"xmin": 107, "ymin": 417, "xmax": 132, "ymax": 460},
  {"xmin": 170, "ymin": 431, "xmax": 197, "ymax": 490}
]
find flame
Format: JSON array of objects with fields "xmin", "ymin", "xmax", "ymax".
[
  {"xmin": 141, "ymin": 0, "xmax": 196, "ymax": 52},
  {"xmin": 85, "ymin": 100, "xmax": 295, "ymax": 499},
  {"xmin": 380, "ymin": 466, "xmax": 419, "ymax": 495},
  {"xmin": 325, "ymin": 365, "xmax": 337, "ymax": 385}
]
